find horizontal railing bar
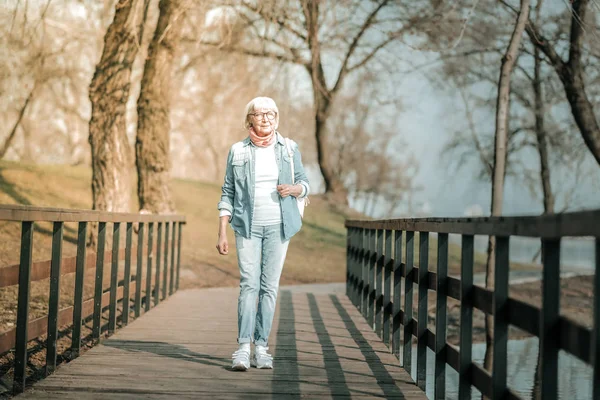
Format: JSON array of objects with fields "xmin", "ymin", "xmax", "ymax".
[
  {"xmin": 385, "ymin": 285, "xmax": 591, "ymax": 364},
  {"xmin": 346, "ymin": 210, "xmax": 600, "ymax": 237},
  {"xmin": 559, "ymin": 316, "xmax": 591, "ymax": 364},
  {"xmin": 0, "ymin": 278, "xmax": 146, "ymax": 355},
  {"xmin": 0, "ymin": 247, "xmax": 147, "ymax": 288},
  {"xmin": 507, "ymin": 298, "xmax": 540, "ymax": 336},
  {"xmin": 0, "ymin": 204, "xmax": 186, "ymax": 223}
]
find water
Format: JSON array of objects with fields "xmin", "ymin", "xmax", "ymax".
[{"xmin": 406, "ymin": 337, "xmax": 593, "ymax": 399}]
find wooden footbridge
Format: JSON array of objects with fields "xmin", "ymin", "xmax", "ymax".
[{"xmin": 0, "ymin": 204, "xmax": 598, "ymax": 399}]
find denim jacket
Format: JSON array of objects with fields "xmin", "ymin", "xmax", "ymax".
[{"xmin": 218, "ymin": 132, "xmax": 310, "ymax": 240}]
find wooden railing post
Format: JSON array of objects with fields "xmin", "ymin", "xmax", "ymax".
[
  {"xmin": 375, "ymin": 229, "xmax": 384, "ymax": 337},
  {"xmin": 459, "ymin": 234, "xmax": 474, "ymax": 400},
  {"xmin": 392, "ymin": 230, "xmax": 403, "ymax": 359},
  {"xmin": 383, "ymin": 229, "xmax": 392, "ymax": 346},
  {"xmin": 135, "ymin": 222, "xmax": 144, "ymax": 317},
  {"xmin": 540, "ymin": 239, "xmax": 560, "ymax": 400},
  {"xmin": 417, "ymin": 231, "xmax": 429, "ymax": 390},
  {"xmin": 492, "ymin": 236, "xmax": 510, "ymax": 399},
  {"xmin": 368, "ymin": 229, "xmax": 376, "ymax": 329},
  {"xmin": 92, "ymin": 222, "xmax": 106, "ymax": 342},
  {"xmin": 122, "ymin": 222, "xmax": 133, "ymax": 326},
  {"xmin": 108, "ymin": 222, "xmax": 120, "ymax": 334},
  {"xmin": 170, "ymin": 221, "xmax": 176, "ymax": 295},
  {"xmin": 350, "ymin": 228, "xmax": 360, "ymax": 307},
  {"xmin": 162, "ymin": 222, "xmax": 169, "ymax": 300},
  {"xmin": 145, "ymin": 222, "xmax": 154, "ymax": 312},
  {"xmin": 435, "ymin": 233, "xmax": 448, "ymax": 399},
  {"xmin": 594, "ymin": 238, "xmax": 599, "ymax": 400},
  {"xmin": 176, "ymin": 222, "xmax": 182, "ymax": 291},
  {"xmin": 403, "ymin": 231, "xmax": 415, "ymax": 375},
  {"xmin": 13, "ymin": 221, "xmax": 33, "ymax": 394},
  {"xmin": 71, "ymin": 221, "xmax": 87, "ymax": 358},
  {"xmin": 361, "ymin": 228, "xmax": 369, "ymax": 319},
  {"xmin": 155, "ymin": 222, "xmax": 162, "ymax": 306},
  {"xmin": 46, "ymin": 221, "xmax": 64, "ymax": 375},
  {"xmin": 346, "ymin": 227, "xmax": 351, "ymax": 298}
]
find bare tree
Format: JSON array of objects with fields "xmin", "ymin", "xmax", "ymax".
[
  {"xmin": 482, "ymin": 0, "xmax": 530, "ymax": 379},
  {"xmin": 521, "ymin": 0, "xmax": 600, "ymax": 165},
  {"xmin": 201, "ymin": 0, "xmax": 432, "ymax": 203},
  {"xmin": 136, "ymin": 0, "xmax": 185, "ymax": 214}
]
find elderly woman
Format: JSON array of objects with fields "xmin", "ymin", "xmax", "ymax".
[{"xmin": 216, "ymin": 96, "xmax": 310, "ymax": 371}]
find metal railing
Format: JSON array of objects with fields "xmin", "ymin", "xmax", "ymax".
[
  {"xmin": 345, "ymin": 210, "xmax": 599, "ymax": 400},
  {"xmin": 0, "ymin": 204, "xmax": 186, "ymax": 394}
]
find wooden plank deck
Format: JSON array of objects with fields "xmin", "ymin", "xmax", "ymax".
[{"xmin": 18, "ymin": 284, "xmax": 426, "ymax": 399}]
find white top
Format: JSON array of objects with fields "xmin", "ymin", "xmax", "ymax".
[
  {"xmin": 252, "ymin": 143, "xmax": 282, "ymax": 226},
  {"xmin": 219, "ymin": 141, "xmax": 307, "ymax": 222}
]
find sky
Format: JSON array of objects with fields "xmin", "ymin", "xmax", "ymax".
[{"xmin": 377, "ymin": 65, "xmax": 600, "ymax": 218}]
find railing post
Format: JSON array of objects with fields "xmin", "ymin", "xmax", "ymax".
[
  {"xmin": 392, "ymin": 230, "xmax": 403, "ymax": 359},
  {"xmin": 346, "ymin": 227, "xmax": 351, "ymax": 298},
  {"xmin": 459, "ymin": 234, "xmax": 474, "ymax": 400},
  {"xmin": 350, "ymin": 228, "xmax": 360, "ymax": 307},
  {"xmin": 135, "ymin": 222, "xmax": 144, "ymax": 317},
  {"xmin": 71, "ymin": 221, "xmax": 87, "ymax": 358},
  {"xmin": 403, "ymin": 231, "xmax": 415, "ymax": 375},
  {"xmin": 435, "ymin": 233, "xmax": 448, "ymax": 400},
  {"xmin": 123, "ymin": 222, "xmax": 133, "ymax": 326},
  {"xmin": 492, "ymin": 236, "xmax": 510, "ymax": 399},
  {"xmin": 155, "ymin": 222, "xmax": 162, "ymax": 306},
  {"xmin": 361, "ymin": 228, "xmax": 368, "ymax": 318},
  {"xmin": 46, "ymin": 221, "xmax": 64, "ymax": 375},
  {"xmin": 145, "ymin": 222, "xmax": 154, "ymax": 312},
  {"xmin": 368, "ymin": 229, "xmax": 376, "ymax": 329},
  {"xmin": 162, "ymin": 222, "xmax": 169, "ymax": 300},
  {"xmin": 13, "ymin": 221, "xmax": 33, "ymax": 395},
  {"xmin": 363, "ymin": 228, "xmax": 368, "ymax": 314},
  {"xmin": 417, "ymin": 231, "xmax": 429, "ymax": 390},
  {"xmin": 176, "ymin": 222, "xmax": 182, "ymax": 291},
  {"xmin": 93, "ymin": 222, "xmax": 106, "ymax": 342},
  {"xmin": 349, "ymin": 228, "xmax": 358, "ymax": 306},
  {"xmin": 375, "ymin": 229, "xmax": 384, "ymax": 337},
  {"xmin": 170, "ymin": 221, "xmax": 176, "ymax": 295},
  {"xmin": 108, "ymin": 222, "xmax": 120, "ymax": 334},
  {"xmin": 594, "ymin": 238, "xmax": 600, "ymax": 400},
  {"xmin": 383, "ymin": 229, "xmax": 392, "ymax": 346},
  {"xmin": 540, "ymin": 238, "xmax": 560, "ymax": 400}
]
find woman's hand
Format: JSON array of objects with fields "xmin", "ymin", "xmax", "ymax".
[
  {"xmin": 216, "ymin": 233, "xmax": 228, "ymax": 255},
  {"xmin": 277, "ymin": 184, "xmax": 302, "ymax": 198}
]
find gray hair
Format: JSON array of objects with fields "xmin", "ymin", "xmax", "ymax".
[{"xmin": 243, "ymin": 96, "xmax": 279, "ymax": 130}]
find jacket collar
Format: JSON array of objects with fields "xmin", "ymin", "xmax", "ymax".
[{"xmin": 242, "ymin": 131, "xmax": 284, "ymax": 146}]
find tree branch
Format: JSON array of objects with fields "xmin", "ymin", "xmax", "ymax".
[{"xmin": 331, "ymin": 0, "xmax": 390, "ymax": 94}]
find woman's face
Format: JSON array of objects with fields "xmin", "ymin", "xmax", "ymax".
[{"xmin": 249, "ymin": 107, "xmax": 277, "ymax": 136}]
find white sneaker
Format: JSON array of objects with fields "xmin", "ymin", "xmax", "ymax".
[
  {"xmin": 252, "ymin": 345, "xmax": 273, "ymax": 369},
  {"xmin": 232, "ymin": 344, "xmax": 250, "ymax": 371}
]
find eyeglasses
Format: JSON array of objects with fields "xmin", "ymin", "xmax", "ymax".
[{"xmin": 248, "ymin": 111, "xmax": 277, "ymax": 121}]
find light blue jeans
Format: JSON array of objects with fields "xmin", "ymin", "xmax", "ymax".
[{"xmin": 235, "ymin": 223, "xmax": 290, "ymax": 346}]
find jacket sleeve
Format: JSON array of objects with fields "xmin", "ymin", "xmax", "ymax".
[
  {"xmin": 292, "ymin": 141, "xmax": 310, "ymax": 198},
  {"xmin": 217, "ymin": 147, "xmax": 235, "ymax": 214}
]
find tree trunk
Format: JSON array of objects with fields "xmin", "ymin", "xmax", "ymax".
[
  {"xmin": 483, "ymin": 0, "xmax": 530, "ymax": 380},
  {"xmin": 89, "ymin": 0, "xmax": 147, "ymax": 215},
  {"xmin": 533, "ymin": 52, "xmax": 555, "ymax": 215},
  {"xmin": 136, "ymin": 0, "xmax": 184, "ymax": 214},
  {"xmin": 313, "ymin": 97, "xmax": 348, "ymax": 203},
  {"xmin": 304, "ymin": 0, "xmax": 348, "ymax": 204}
]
